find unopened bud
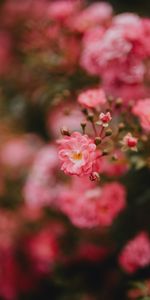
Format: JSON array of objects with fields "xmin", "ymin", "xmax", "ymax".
[
  {"xmin": 105, "ymin": 129, "xmax": 112, "ymax": 136},
  {"xmin": 81, "ymin": 121, "xmax": 87, "ymax": 133},
  {"xmin": 115, "ymin": 98, "xmax": 123, "ymax": 108},
  {"xmin": 63, "ymin": 89, "xmax": 70, "ymax": 97},
  {"xmin": 128, "ymin": 100, "xmax": 134, "ymax": 109},
  {"xmin": 89, "ymin": 172, "xmax": 100, "ymax": 182},
  {"xmin": 141, "ymin": 135, "xmax": 148, "ymax": 142},
  {"xmin": 118, "ymin": 123, "xmax": 125, "ymax": 131},
  {"xmin": 111, "ymin": 154, "xmax": 118, "ymax": 161},
  {"xmin": 87, "ymin": 113, "xmax": 94, "ymax": 122},
  {"xmin": 102, "ymin": 149, "xmax": 109, "ymax": 156},
  {"xmin": 82, "ymin": 108, "xmax": 88, "ymax": 115},
  {"xmin": 107, "ymin": 96, "xmax": 114, "ymax": 103},
  {"xmin": 95, "ymin": 137, "xmax": 102, "ymax": 145},
  {"xmin": 60, "ymin": 127, "xmax": 70, "ymax": 136}
]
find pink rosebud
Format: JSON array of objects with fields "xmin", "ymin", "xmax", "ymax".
[
  {"xmin": 119, "ymin": 232, "xmax": 150, "ymax": 273},
  {"xmin": 78, "ymin": 88, "xmax": 106, "ymax": 109},
  {"xmin": 132, "ymin": 99, "xmax": 150, "ymax": 132},
  {"xmin": 121, "ymin": 133, "xmax": 138, "ymax": 151},
  {"xmin": 58, "ymin": 132, "xmax": 97, "ymax": 177},
  {"xmin": 99, "ymin": 112, "xmax": 112, "ymax": 127}
]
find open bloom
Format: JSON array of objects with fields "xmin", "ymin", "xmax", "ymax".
[
  {"xmin": 77, "ymin": 88, "xmax": 106, "ymax": 109},
  {"xmin": 121, "ymin": 133, "xmax": 138, "ymax": 151},
  {"xmin": 119, "ymin": 232, "xmax": 150, "ymax": 273},
  {"xmin": 132, "ymin": 99, "xmax": 150, "ymax": 132},
  {"xmin": 99, "ymin": 112, "xmax": 112, "ymax": 127},
  {"xmin": 58, "ymin": 132, "xmax": 97, "ymax": 176}
]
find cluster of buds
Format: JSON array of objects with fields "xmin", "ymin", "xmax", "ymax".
[{"xmin": 58, "ymin": 88, "xmax": 141, "ymax": 180}]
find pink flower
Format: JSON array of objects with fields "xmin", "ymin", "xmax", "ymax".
[
  {"xmin": 23, "ymin": 145, "xmax": 59, "ymax": 208},
  {"xmin": 58, "ymin": 132, "xmax": 97, "ymax": 176},
  {"xmin": 132, "ymin": 99, "xmax": 150, "ymax": 132},
  {"xmin": 80, "ymin": 12, "xmax": 150, "ymax": 103},
  {"xmin": 47, "ymin": 102, "xmax": 83, "ymax": 138},
  {"xmin": 103, "ymin": 80, "xmax": 150, "ymax": 103},
  {"xmin": 99, "ymin": 112, "xmax": 112, "ymax": 127},
  {"xmin": 99, "ymin": 150, "xmax": 128, "ymax": 177},
  {"xmin": 1, "ymin": 135, "xmax": 42, "ymax": 170},
  {"xmin": 71, "ymin": 2, "xmax": 113, "ymax": 32},
  {"xmin": 121, "ymin": 133, "xmax": 138, "ymax": 151},
  {"xmin": 119, "ymin": 232, "xmax": 150, "ymax": 273},
  {"xmin": 25, "ymin": 227, "xmax": 59, "ymax": 274},
  {"xmin": 97, "ymin": 182, "xmax": 126, "ymax": 226},
  {"xmin": 48, "ymin": 1, "xmax": 78, "ymax": 23},
  {"xmin": 58, "ymin": 181, "xmax": 126, "ymax": 228},
  {"xmin": 78, "ymin": 88, "xmax": 106, "ymax": 108},
  {"xmin": 0, "ymin": 32, "xmax": 12, "ymax": 75}
]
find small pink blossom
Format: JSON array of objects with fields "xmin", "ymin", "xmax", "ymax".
[
  {"xmin": 78, "ymin": 88, "xmax": 106, "ymax": 108},
  {"xmin": 99, "ymin": 112, "xmax": 112, "ymax": 127},
  {"xmin": 132, "ymin": 99, "xmax": 150, "ymax": 132},
  {"xmin": 121, "ymin": 133, "xmax": 138, "ymax": 151},
  {"xmin": 58, "ymin": 132, "xmax": 97, "ymax": 176},
  {"xmin": 119, "ymin": 232, "xmax": 150, "ymax": 273}
]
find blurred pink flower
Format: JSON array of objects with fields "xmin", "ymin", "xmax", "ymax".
[
  {"xmin": 99, "ymin": 150, "xmax": 128, "ymax": 177},
  {"xmin": 58, "ymin": 181, "xmax": 126, "ymax": 228},
  {"xmin": 1, "ymin": 135, "xmax": 42, "ymax": 170},
  {"xmin": 71, "ymin": 2, "xmax": 113, "ymax": 32},
  {"xmin": 78, "ymin": 88, "xmax": 106, "ymax": 108},
  {"xmin": 132, "ymin": 99, "xmax": 150, "ymax": 132},
  {"xmin": 0, "ymin": 32, "xmax": 12, "ymax": 75},
  {"xmin": 119, "ymin": 232, "xmax": 150, "ymax": 273},
  {"xmin": 80, "ymin": 12, "xmax": 150, "ymax": 102},
  {"xmin": 47, "ymin": 103, "xmax": 83, "ymax": 138},
  {"xmin": 25, "ymin": 227, "xmax": 59, "ymax": 274},
  {"xmin": 48, "ymin": 0, "xmax": 79, "ymax": 23},
  {"xmin": 23, "ymin": 145, "xmax": 59, "ymax": 208}
]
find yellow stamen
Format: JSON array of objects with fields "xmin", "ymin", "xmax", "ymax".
[{"xmin": 71, "ymin": 152, "xmax": 83, "ymax": 161}]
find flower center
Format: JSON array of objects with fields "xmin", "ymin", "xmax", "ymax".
[{"xmin": 71, "ymin": 151, "xmax": 83, "ymax": 161}]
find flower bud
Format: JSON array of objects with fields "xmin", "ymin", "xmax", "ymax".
[
  {"xmin": 81, "ymin": 120, "xmax": 87, "ymax": 133},
  {"xmin": 60, "ymin": 126, "xmax": 70, "ymax": 136},
  {"xmin": 105, "ymin": 129, "xmax": 112, "ymax": 136},
  {"xmin": 95, "ymin": 137, "xmax": 102, "ymax": 145},
  {"xmin": 89, "ymin": 172, "xmax": 100, "ymax": 181},
  {"xmin": 102, "ymin": 149, "xmax": 109, "ymax": 156},
  {"xmin": 118, "ymin": 123, "xmax": 125, "ymax": 131},
  {"xmin": 87, "ymin": 113, "xmax": 94, "ymax": 122},
  {"xmin": 115, "ymin": 98, "xmax": 123, "ymax": 108}
]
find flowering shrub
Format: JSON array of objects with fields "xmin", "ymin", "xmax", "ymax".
[{"xmin": 0, "ymin": 1, "xmax": 150, "ymax": 299}]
